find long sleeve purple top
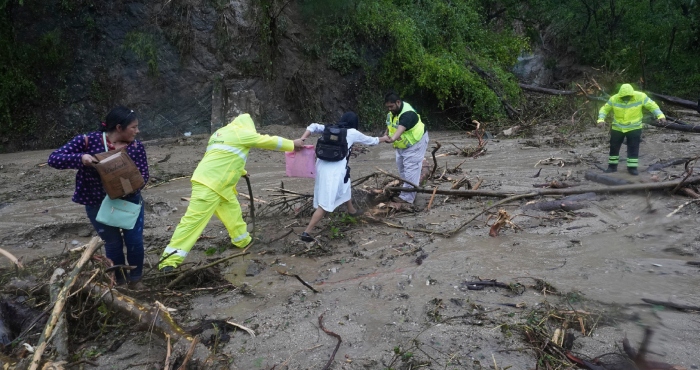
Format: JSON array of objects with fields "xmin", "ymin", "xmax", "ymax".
[{"xmin": 48, "ymin": 131, "xmax": 150, "ymax": 205}]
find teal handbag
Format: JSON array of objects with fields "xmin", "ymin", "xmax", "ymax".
[{"xmin": 96, "ymin": 196, "xmax": 142, "ymax": 230}]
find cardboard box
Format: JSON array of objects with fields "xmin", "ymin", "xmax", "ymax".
[{"xmin": 94, "ymin": 150, "xmax": 144, "ymax": 199}]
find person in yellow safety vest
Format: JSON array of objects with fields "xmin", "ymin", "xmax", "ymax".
[
  {"xmin": 383, "ymin": 92, "xmax": 429, "ymax": 204},
  {"xmin": 597, "ymin": 83, "xmax": 666, "ymax": 176},
  {"xmin": 159, "ymin": 114, "xmax": 304, "ymax": 271}
]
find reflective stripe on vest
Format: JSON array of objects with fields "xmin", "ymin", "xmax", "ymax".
[{"xmin": 206, "ymin": 143, "xmax": 248, "ymax": 162}]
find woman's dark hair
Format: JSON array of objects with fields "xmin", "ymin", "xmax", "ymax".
[
  {"xmin": 101, "ymin": 106, "xmax": 137, "ymax": 132},
  {"xmin": 338, "ymin": 111, "xmax": 359, "ymax": 130}
]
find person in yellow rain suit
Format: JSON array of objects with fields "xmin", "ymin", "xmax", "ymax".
[
  {"xmin": 597, "ymin": 83, "xmax": 666, "ymax": 176},
  {"xmin": 159, "ymin": 114, "xmax": 303, "ymax": 271}
]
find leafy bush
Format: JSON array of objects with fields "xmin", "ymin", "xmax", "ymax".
[{"xmin": 301, "ymin": 0, "xmax": 527, "ymax": 123}]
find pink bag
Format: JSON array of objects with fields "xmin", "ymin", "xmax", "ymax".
[{"xmin": 285, "ymin": 145, "xmax": 316, "ymax": 178}]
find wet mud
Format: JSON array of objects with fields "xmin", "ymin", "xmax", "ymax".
[{"xmin": 1, "ymin": 121, "xmax": 700, "ymax": 369}]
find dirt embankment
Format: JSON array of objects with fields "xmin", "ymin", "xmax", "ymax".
[{"xmin": 1, "ymin": 121, "xmax": 700, "ymax": 369}]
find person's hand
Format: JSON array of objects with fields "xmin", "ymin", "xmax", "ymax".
[
  {"xmin": 81, "ymin": 154, "xmax": 98, "ymax": 167},
  {"xmin": 596, "ymin": 121, "xmax": 606, "ymax": 129},
  {"xmin": 379, "ymin": 135, "xmax": 390, "ymax": 143},
  {"xmin": 658, "ymin": 118, "xmax": 667, "ymax": 124},
  {"xmin": 292, "ymin": 138, "xmax": 304, "ymax": 149},
  {"xmin": 385, "ymin": 136, "xmax": 395, "ymax": 143}
]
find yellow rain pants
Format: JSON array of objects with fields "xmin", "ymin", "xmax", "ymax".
[{"xmin": 159, "ymin": 181, "xmax": 251, "ymax": 269}]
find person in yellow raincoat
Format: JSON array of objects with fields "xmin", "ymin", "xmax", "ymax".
[
  {"xmin": 159, "ymin": 114, "xmax": 303, "ymax": 271},
  {"xmin": 597, "ymin": 83, "xmax": 666, "ymax": 175}
]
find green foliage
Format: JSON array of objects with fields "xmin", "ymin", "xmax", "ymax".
[
  {"xmin": 123, "ymin": 31, "xmax": 159, "ymax": 76},
  {"xmin": 301, "ymin": 0, "xmax": 527, "ymax": 120},
  {"xmin": 509, "ymin": 0, "xmax": 700, "ymax": 96}
]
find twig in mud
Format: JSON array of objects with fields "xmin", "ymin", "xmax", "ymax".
[
  {"xmin": 225, "ymin": 320, "xmax": 256, "ymax": 337},
  {"xmin": 277, "ymin": 270, "xmax": 319, "ymax": 293},
  {"xmin": 376, "ymin": 167, "xmax": 420, "ymax": 190},
  {"xmin": 446, "ymin": 192, "xmax": 537, "ymax": 237},
  {"xmin": 666, "ymin": 199, "xmax": 700, "ymax": 217},
  {"xmin": 243, "ymin": 175, "xmax": 256, "ymax": 239},
  {"xmin": 671, "ymin": 156, "xmax": 699, "ymax": 194},
  {"xmin": 166, "ymin": 249, "xmax": 250, "ymax": 289},
  {"xmin": 364, "ymin": 216, "xmax": 438, "ymax": 235},
  {"xmin": 427, "ymin": 187, "xmax": 438, "ymax": 210},
  {"xmin": 145, "ymin": 176, "xmax": 189, "ymax": 189},
  {"xmin": 164, "ymin": 335, "xmax": 172, "ymax": 370},
  {"xmin": 430, "ymin": 141, "xmax": 441, "ymax": 179},
  {"xmin": 0, "ymin": 247, "xmax": 23, "ymax": 269},
  {"xmin": 266, "ymin": 229, "xmax": 294, "ymax": 243},
  {"xmin": 175, "ymin": 335, "xmax": 199, "ymax": 370},
  {"xmin": 318, "ymin": 313, "xmax": 342, "ymax": 370}
]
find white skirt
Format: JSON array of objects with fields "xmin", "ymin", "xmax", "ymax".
[{"xmin": 313, "ymin": 158, "xmax": 351, "ymax": 212}]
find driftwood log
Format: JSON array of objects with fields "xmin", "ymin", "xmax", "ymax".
[
  {"xmin": 523, "ymin": 192, "xmax": 597, "ymax": 212},
  {"xmin": 648, "ymin": 120, "xmax": 700, "ymax": 133},
  {"xmin": 647, "ymin": 92, "xmax": 699, "ymax": 111},
  {"xmin": 584, "ymin": 172, "xmax": 632, "ymax": 186},
  {"xmin": 386, "ymin": 175, "xmax": 700, "ymax": 199}
]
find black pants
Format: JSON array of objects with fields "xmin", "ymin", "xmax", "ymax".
[{"xmin": 609, "ymin": 129, "xmax": 641, "ymax": 168}]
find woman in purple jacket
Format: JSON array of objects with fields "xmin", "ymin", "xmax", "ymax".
[{"xmin": 48, "ymin": 106, "xmax": 149, "ymax": 289}]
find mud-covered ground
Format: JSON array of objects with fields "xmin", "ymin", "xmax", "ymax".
[{"xmin": 2, "ymin": 115, "xmax": 700, "ymax": 369}]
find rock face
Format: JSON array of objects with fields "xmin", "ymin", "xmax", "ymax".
[{"xmin": 9, "ymin": 0, "xmax": 350, "ymax": 149}]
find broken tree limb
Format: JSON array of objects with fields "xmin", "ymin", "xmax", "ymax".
[
  {"xmin": 647, "ymin": 91, "xmax": 699, "ymax": 111},
  {"xmin": 29, "ymin": 236, "xmax": 102, "ymax": 370},
  {"xmin": 519, "ymin": 83, "xmax": 576, "ymax": 96},
  {"xmin": 646, "ymin": 158, "xmax": 690, "ymax": 172},
  {"xmin": 584, "ymin": 172, "xmax": 632, "ymax": 186},
  {"xmin": 648, "ymin": 119, "xmax": 700, "ymax": 133},
  {"xmin": 83, "ymin": 283, "xmax": 192, "ymax": 342},
  {"xmin": 47, "ymin": 269, "xmax": 69, "ymax": 362},
  {"xmin": 386, "ymin": 175, "xmax": 700, "ymax": 199}
]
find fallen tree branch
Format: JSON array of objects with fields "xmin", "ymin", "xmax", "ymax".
[
  {"xmin": 519, "ymin": 83, "xmax": 576, "ymax": 96},
  {"xmin": 387, "ymin": 176, "xmax": 700, "ymax": 198},
  {"xmin": 648, "ymin": 119, "xmax": 700, "ymax": 133},
  {"xmin": 243, "ymin": 175, "xmax": 256, "ymax": 239},
  {"xmin": 29, "ymin": 236, "xmax": 102, "ymax": 370},
  {"xmin": 647, "ymin": 91, "xmax": 699, "ymax": 111}
]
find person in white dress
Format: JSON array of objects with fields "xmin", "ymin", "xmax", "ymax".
[{"xmin": 298, "ymin": 112, "xmax": 389, "ymax": 242}]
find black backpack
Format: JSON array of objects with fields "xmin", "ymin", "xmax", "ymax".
[{"xmin": 315, "ymin": 125, "xmax": 349, "ymax": 162}]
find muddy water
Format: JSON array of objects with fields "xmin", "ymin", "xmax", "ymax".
[{"xmin": 2, "ymin": 123, "xmax": 700, "ymax": 368}]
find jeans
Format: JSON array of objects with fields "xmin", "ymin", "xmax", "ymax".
[{"xmin": 85, "ymin": 193, "xmax": 145, "ymax": 283}]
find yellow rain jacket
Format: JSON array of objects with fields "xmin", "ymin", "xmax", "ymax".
[
  {"xmin": 597, "ymin": 84, "xmax": 665, "ymax": 133},
  {"xmin": 191, "ymin": 114, "xmax": 295, "ymax": 200},
  {"xmin": 386, "ymin": 101, "xmax": 425, "ymax": 149}
]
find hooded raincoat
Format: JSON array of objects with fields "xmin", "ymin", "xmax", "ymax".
[
  {"xmin": 598, "ymin": 84, "xmax": 665, "ymax": 133},
  {"xmin": 159, "ymin": 114, "xmax": 295, "ymax": 269}
]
